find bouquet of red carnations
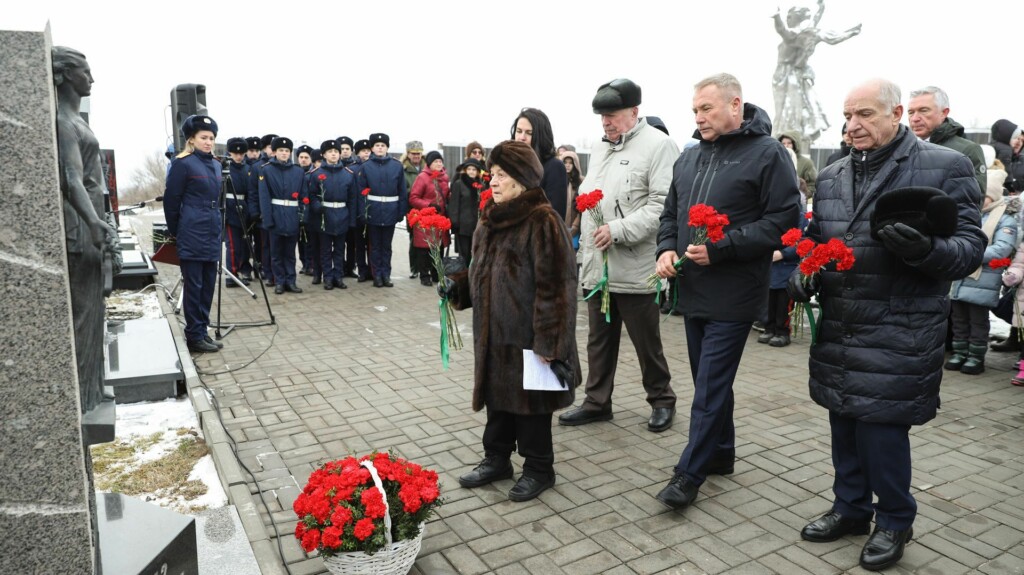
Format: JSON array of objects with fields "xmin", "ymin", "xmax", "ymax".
[
  {"xmin": 577, "ymin": 189, "xmax": 610, "ymax": 322},
  {"xmin": 647, "ymin": 203, "xmax": 730, "ymax": 307},
  {"xmin": 408, "ymin": 207, "xmax": 462, "ymax": 368},
  {"xmin": 781, "ymin": 226, "xmax": 856, "ymax": 344}
]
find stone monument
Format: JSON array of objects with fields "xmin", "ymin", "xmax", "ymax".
[
  {"xmin": 771, "ymin": 0, "xmax": 861, "ymax": 149},
  {"xmin": 0, "ymin": 26, "xmax": 103, "ymax": 574}
]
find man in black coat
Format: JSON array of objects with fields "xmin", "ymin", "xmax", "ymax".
[
  {"xmin": 789, "ymin": 78, "xmax": 985, "ymax": 571},
  {"xmin": 653, "ymin": 73, "xmax": 800, "ymax": 510}
]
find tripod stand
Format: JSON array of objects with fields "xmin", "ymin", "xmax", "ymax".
[{"xmin": 210, "ymin": 170, "xmax": 275, "ymax": 339}]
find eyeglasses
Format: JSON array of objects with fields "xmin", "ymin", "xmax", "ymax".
[{"xmin": 470, "ymin": 150, "xmax": 483, "ymax": 156}]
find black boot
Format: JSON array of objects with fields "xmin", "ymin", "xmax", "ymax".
[
  {"xmin": 960, "ymin": 343, "xmax": 987, "ymax": 375},
  {"xmin": 944, "ymin": 340, "xmax": 968, "ymax": 371},
  {"xmin": 458, "ymin": 456, "xmax": 513, "ymax": 488},
  {"xmin": 991, "ymin": 327, "xmax": 1020, "ymax": 352}
]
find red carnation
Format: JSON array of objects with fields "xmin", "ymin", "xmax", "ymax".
[
  {"xmin": 805, "ymin": 211, "xmax": 813, "ymax": 220},
  {"xmin": 321, "ymin": 526, "xmax": 342, "ymax": 549},
  {"xmin": 796, "ymin": 238, "xmax": 815, "ymax": 257},
  {"xmin": 292, "ymin": 192, "xmax": 299, "ymax": 199},
  {"xmin": 576, "ymin": 189, "xmax": 603, "ymax": 213},
  {"xmin": 318, "ymin": 173, "xmax": 327, "ymax": 181},
  {"xmin": 302, "ymin": 198, "xmax": 310, "ymax": 205},
  {"xmin": 479, "ymin": 189, "xmax": 493, "ymax": 211},
  {"xmin": 300, "ymin": 529, "xmax": 321, "ymax": 553},
  {"xmin": 361, "ymin": 187, "xmax": 370, "ymax": 196},
  {"xmin": 990, "ymin": 258, "xmax": 1013, "ymax": 269},
  {"xmin": 472, "ymin": 182, "xmax": 482, "ymax": 190},
  {"xmin": 353, "ymin": 518, "xmax": 375, "ymax": 541},
  {"xmin": 781, "ymin": 228, "xmax": 803, "ymax": 247}
]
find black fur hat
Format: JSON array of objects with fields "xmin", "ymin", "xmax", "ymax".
[
  {"xmin": 311, "ymin": 149, "xmax": 322, "ymax": 163},
  {"xmin": 270, "ymin": 137, "xmax": 293, "ymax": 151},
  {"xmin": 246, "ymin": 136, "xmax": 262, "ymax": 150},
  {"xmin": 354, "ymin": 139, "xmax": 372, "ymax": 153},
  {"xmin": 336, "ymin": 136, "xmax": 354, "ymax": 148},
  {"xmin": 592, "ymin": 78, "xmax": 641, "ymax": 114},
  {"xmin": 320, "ymin": 139, "xmax": 341, "ymax": 154},
  {"xmin": 369, "ymin": 133, "xmax": 390, "ymax": 147},
  {"xmin": 296, "ymin": 144, "xmax": 314, "ymax": 158},
  {"xmin": 261, "ymin": 134, "xmax": 279, "ymax": 149},
  {"xmin": 180, "ymin": 114, "xmax": 218, "ymax": 138},
  {"xmin": 487, "ymin": 140, "xmax": 543, "ymax": 190},
  {"xmin": 226, "ymin": 137, "xmax": 247, "ymax": 154},
  {"xmin": 869, "ymin": 187, "xmax": 959, "ymax": 241}
]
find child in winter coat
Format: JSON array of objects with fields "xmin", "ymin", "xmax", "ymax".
[
  {"xmin": 1002, "ymin": 243, "xmax": 1024, "ymax": 385},
  {"xmin": 947, "ymin": 168, "xmax": 1018, "ymax": 375}
]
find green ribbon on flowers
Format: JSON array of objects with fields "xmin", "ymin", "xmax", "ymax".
[
  {"xmin": 439, "ymin": 297, "xmax": 450, "ymax": 370},
  {"xmin": 584, "ymin": 261, "xmax": 611, "ymax": 323},
  {"xmin": 805, "ymin": 303, "xmax": 818, "ymax": 345}
]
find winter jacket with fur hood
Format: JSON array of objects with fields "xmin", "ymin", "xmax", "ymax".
[
  {"xmin": 450, "ymin": 187, "xmax": 581, "ymax": 414},
  {"xmin": 807, "ymin": 125, "xmax": 985, "ymax": 426},
  {"xmin": 579, "ymin": 117, "xmax": 680, "ymax": 294},
  {"xmin": 657, "ymin": 103, "xmax": 801, "ymax": 321}
]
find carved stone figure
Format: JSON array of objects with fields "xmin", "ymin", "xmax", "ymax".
[
  {"xmin": 54, "ymin": 46, "xmax": 119, "ymax": 413},
  {"xmin": 772, "ymin": 0, "xmax": 861, "ymax": 146}
]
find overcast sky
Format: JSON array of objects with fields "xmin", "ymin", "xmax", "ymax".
[{"xmin": 7, "ymin": 1, "xmax": 1024, "ymax": 184}]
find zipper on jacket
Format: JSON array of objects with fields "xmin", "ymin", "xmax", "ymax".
[{"xmin": 693, "ymin": 144, "xmax": 718, "ymax": 207}]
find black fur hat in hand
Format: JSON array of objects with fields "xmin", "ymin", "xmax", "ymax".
[{"xmin": 869, "ymin": 186, "xmax": 958, "ymax": 241}]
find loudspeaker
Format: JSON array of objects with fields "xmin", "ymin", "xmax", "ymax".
[{"xmin": 170, "ymin": 83, "xmax": 208, "ymax": 152}]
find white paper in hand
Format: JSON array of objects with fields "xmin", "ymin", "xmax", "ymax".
[{"xmin": 522, "ymin": 350, "xmax": 565, "ymax": 391}]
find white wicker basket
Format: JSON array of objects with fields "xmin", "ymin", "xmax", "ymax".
[{"xmin": 321, "ymin": 460, "xmax": 425, "ymax": 575}]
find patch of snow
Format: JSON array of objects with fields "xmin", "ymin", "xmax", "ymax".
[
  {"xmin": 187, "ymin": 455, "xmax": 228, "ymax": 508},
  {"xmin": 116, "ymin": 397, "xmax": 200, "ymax": 438},
  {"xmin": 990, "ymin": 312, "xmax": 1011, "ymax": 340}
]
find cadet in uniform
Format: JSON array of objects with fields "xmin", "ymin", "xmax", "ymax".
[
  {"xmin": 309, "ymin": 139, "xmax": 357, "ymax": 290},
  {"xmin": 224, "ymin": 137, "xmax": 252, "ymax": 286},
  {"xmin": 350, "ymin": 138, "xmax": 374, "ymax": 281},
  {"xmin": 249, "ymin": 133, "xmax": 277, "ymax": 286},
  {"xmin": 163, "ymin": 115, "xmax": 224, "ymax": 353},
  {"xmin": 258, "ymin": 136, "xmax": 307, "ymax": 294},
  {"xmin": 356, "ymin": 133, "xmax": 407, "ymax": 287}
]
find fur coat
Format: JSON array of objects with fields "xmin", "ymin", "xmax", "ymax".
[{"xmin": 451, "ymin": 187, "xmax": 581, "ymax": 414}]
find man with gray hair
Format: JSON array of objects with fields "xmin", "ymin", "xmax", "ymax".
[
  {"xmin": 789, "ymin": 78, "xmax": 984, "ymax": 571},
  {"xmin": 907, "ymin": 86, "xmax": 987, "ymax": 194},
  {"xmin": 654, "ymin": 72, "xmax": 800, "ymax": 509}
]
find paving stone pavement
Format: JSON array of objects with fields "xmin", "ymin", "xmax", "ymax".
[{"xmin": 174, "ymin": 229, "xmax": 1024, "ymax": 575}]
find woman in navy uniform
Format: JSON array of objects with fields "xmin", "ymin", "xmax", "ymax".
[
  {"xmin": 163, "ymin": 115, "xmax": 224, "ymax": 353},
  {"xmin": 258, "ymin": 137, "xmax": 307, "ymax": 294},
  {"xmin": 308, "ymin": 139, "xmax": 358, "ymax": 290},
  {"xmin": 355, "ymin": 133, "xmax": 407, "ymax": 287},
  {"xmin": 224, "ymin": 137, "xmax": 252, "ymax": 287}
]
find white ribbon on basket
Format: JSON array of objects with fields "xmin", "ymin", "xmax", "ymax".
[{"xmin": 361, "ymin": 460, "xmax": 395, "ymax": 549}]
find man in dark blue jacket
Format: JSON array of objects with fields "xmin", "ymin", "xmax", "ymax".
[
  {"xmin": 224, "ymin": 137, "xmax": 252, "ymax": 287},
  {"xmin": 348, "ymin": 138, "xmax": 374, "ymax": 282},
  {"xmin": 308, "ymin": 139, "xmax": 357, "ymax": 290},
  {"xmin": 654, "ymin": 73, "xmax": 800, "ymax": 510},
  {"xmin": 356, "ymin": 133, "xmax": 407, "ymax": 287},
  {"xmin": 258, "ymin": 137, "xmax": 307, "ymax": 294},
  {"xmin": 249, "ymin": 134, "xmax": 277, "ymax": 286},
  {"xmin": 789, "ymin": 79, "xmax": 985, "ymax": 571}
]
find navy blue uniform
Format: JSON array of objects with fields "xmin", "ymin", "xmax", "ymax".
[
  {"xmin": 345, "ymin": 158, "xmax": 370, "ymax": 278},
  {"xmin": 300, "ymin": 166, "xmax": 322, "ymax": 282},
  {"xmin": 163, "ymin": 151, "xmax": 222, "ymax": 344},
  {"xmin": 247, "ymin": 155, "xmax": 274, "ymax": 283},
  {"xmin": 355, "ymin": 154, "xmax": 407, "ymax": 282},
  {"xmin": 309, "ymin": 163, "xmax": 357, "ymax": 284},
  {"xmin": 258, "ymin": 159, "xmax": 307, "ymax": 287},
  {"xmin": 225, "ymin": 159, "xmax": 252, "ymax": 282}
]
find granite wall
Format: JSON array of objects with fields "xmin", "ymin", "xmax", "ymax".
[{"xmin": 0, "ymin": 26, "xmax": 97, "ymax": 574}]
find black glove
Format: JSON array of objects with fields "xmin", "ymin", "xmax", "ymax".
[
  {"xmin": 549, "ymin": 359, "xmax": 573, "ymax": 389},
  {"xmin": 787, "ymin": 270, "xmax": 819, "ymax": 303},
  {"xmin": 436, "ymin": 277, "xmax": 456, "ymax": 299},
  {"xmin": 877, "ymin": 222, "xmax": 932, "ymax": 260}
]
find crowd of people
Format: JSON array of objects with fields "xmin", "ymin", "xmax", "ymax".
[{"xmin": 161, "ymin": 70, "xmax": 1024, "ymax": 571}]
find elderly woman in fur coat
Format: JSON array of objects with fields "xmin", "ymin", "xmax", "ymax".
[{"xmin": 443, "ymin": 140, "xmax": 581, "ymax": 502}]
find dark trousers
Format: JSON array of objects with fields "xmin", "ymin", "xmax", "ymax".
[
  {"xmin": 412, "ymin": 246, "xmax": 437, "ymax": 280},
  {"xmin": 456, "ymin": 233, "xmax": 473, "ymax": 267},
  {"xmin": 225, "ymin": 224, "xmax": 251, "ymax": 279},
  {"xmin": 269, "ymin": 233, "xmax": 298, "ymax": 287},
  {"xmin": 674, "ymin": 318, "xmax": 750, "ymax": 485},
  {"xmin": 483, "ymin": 409, "xmax": 554, "ymax": 480},
  {"xmin": 320, "ymin": 232, "xmax": 344, "ymax": 283},
  {"xmin": 354, "ymin": 226, "xmax": 371, "ymax": 277},
  {"xmin": 582, "ymin": 292, "xmax": 675, "ymax": 410},
  {"xmin": 258, "ymin": 228, "xmax": 274, "ymax": 283},
  {"xmin": 306, "ymin": 225, "xmax": 322, "ymax": 280},
  {"xmin": 407, "ymin": 226, "xmax": 416, "ymax": 271},
  {"xmin": 344, "ymin": 227, "xmax": 358, "ymax": 275},
  {"xmin": 180, "ymin": 259, "xmax": 217, "ymax": 343},
  {"xmin": 298, "ymin": 224, "xmax": 310, "ymax": 270},
  {"xmin": 764, "ymin": 288, "xmax": 791, "ymax": 336},
  {"xmin": 368, "ymin": 225, "xmax": 396, "ymax": 280},
  {"xmin": 829, "ymin": 411, "xmax": 916, "ymax": 530},
  {"xmin": 950, "ymin": 300, "xmax": 991, "ymax": 346}
]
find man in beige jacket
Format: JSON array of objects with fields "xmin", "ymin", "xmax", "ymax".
[{"xmin": 559, "ymin": 78, "xmax": 679, "ymax": 432}]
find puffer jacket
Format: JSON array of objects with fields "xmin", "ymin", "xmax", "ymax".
[
  {"xmin": 806, "ymin": 125, "xmax": 985, "ymax": 426},
  {"xmin": 929, "ymin": 117, "xmax": 987, "ymax": 197},
  {"xmin": 950, "ymin": 199, "xmax": 1018, "ymax": 307},
  {"xmin": 1000, "ymin": 239, "xmax": 1024, "ymax": 328},
  {"xmin": 657, "ymin": 103, "xmax": 801, "ymax": 321},
  {"xmin": 579, "ymin": 117, "xmax": 680, "ymax": 293}
]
